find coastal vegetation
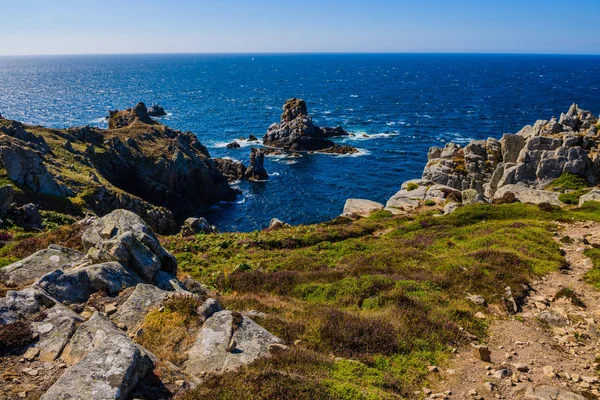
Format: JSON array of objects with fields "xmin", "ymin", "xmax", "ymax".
[{"xmin": 160, "ymin": 202, "xmax": 599, "ymax": 398}]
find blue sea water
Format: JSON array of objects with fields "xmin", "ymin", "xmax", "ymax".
[{"xmin": 0, "ymin": 54, "xmax": 599, "ymax": 231}]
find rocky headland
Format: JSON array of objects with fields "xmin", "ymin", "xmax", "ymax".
[{"xmin": 0, "ymin": 102, "xmax": 246, "ymax": 234}]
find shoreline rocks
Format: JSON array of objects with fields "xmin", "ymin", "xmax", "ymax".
[
  {"xmin": 147, "ymin": 104, "xmax": 167, "ymax": 117},
  {"xmin": 384, "ymin": 104, "xmax": 600, "ymax": 214},
  {"xmin": 0, "ymin": 102, "xmax": 238, "ymax": 233},
  {"xmin": 215, "ymin": 148, "xmax": 269, "ymax": 182}
]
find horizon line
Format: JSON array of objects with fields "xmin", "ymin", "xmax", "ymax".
[{"xmin": 1, "ymin": 51, "xmax": 600, "ymax": 57}]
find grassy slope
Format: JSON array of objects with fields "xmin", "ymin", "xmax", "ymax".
[{"xmin": 161, "ymin": 202, "xmax": 600, "ymax": 399}]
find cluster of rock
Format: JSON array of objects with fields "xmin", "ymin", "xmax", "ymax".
[
  {"xmin": 0, "ymin": 103, "xmax": 237, "ymax": 234},
  {"xmin": 0, "ymin": 210, "xmax": 283, "ymax": 399},
  {"xmin": 420, "ymin": 104, "xmax": 599, "ymax": 205},
  {"xmin": 0, "ymin": 185, "xmax": 43, "ymax": 231},
  {"xmin": 215, "ymin": 148, "xmax": 269, "ymax": 182},
  {"xmin": 263, "ymin": 98, "xmax": 357, "ymax": 154},
  {"xmin": 342, "ymin": 104, "xmax": 600, "ymax": 217}
]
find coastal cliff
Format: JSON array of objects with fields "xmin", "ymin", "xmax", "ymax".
[{"xmin": 0, "ymin": 103, "xmax": 238, "ymax": 233}]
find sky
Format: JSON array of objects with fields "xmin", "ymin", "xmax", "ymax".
[{"xmin": 0, "ymin": 0, "xmax": 599, "ymax": 56}]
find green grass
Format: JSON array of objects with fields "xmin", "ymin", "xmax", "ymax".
[
  {"xmin": 163, "ymin": 202, "xmax": 583, "ymax": 398},
  {"xmin": 584, "ymin": 247, "xmax": 600, "ymax": 289},
  {"xmin": 406, "ymin": 182, "xmax": 419, "ymax": 191},
  {"xmin": 546, "ymin": 173, "xmax": 592, "ymax": 205},
  {"xmin": 553, "ymin": 287, "xmax": 586, "ymax": 308}
]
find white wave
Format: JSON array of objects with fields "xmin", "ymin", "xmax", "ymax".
[
  {"xmin": 212, "ymin": 138, "xmax": 263, "ymax": 148},
  {"xmin": 264, "ymin": 152, "xmax": 301, "ymax": 160},
  {"xmin": 343, "ymin": 131, "xmax": 399, "ymax": 141},
  {"xmin": 269, "ymin": 172, "xmax": 280, "ymax": 177},
  {"xmin": 236, "ymin": 197, "xmax": 246, "ymax": 204},
  {"xmin": 317, "ymin": 148, "xmax": 370, "ymax": 158},
  {"xmin": 437, "ymin": 132, "xmax": 474, "ymax": 144},
  {"xmin": 220, "ymin": 156, "xmax": 241, "ymax": 162},
  {"xmin": 350, "ymin": 94, "xmax": 359, "ymax": 98},
  {"xmin": 90, "ymin": 116, "xmax": 108, "ymax": 124}
]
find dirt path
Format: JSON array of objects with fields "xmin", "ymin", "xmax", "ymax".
[{"xmin": 425, "ymin": 221, "xmax": 600, "ymax": 400}]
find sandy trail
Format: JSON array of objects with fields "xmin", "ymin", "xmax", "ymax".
[{"xmin": 426, "ymin": 221, "xmax": 600, "ymax": 400}]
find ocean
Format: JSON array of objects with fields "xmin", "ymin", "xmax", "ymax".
[{"xmin": 0, "ymin": 53, "xmax": 599, "ymax": 231}]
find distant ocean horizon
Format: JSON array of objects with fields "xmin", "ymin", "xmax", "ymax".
[{"xmin": 1, "ymin": 53, "xmax": 599, "ymax": 231}]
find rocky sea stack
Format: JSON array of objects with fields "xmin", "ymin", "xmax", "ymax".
[{"xmin": 263, "ymin": 98, "xmax": 357, "ymax": 154}]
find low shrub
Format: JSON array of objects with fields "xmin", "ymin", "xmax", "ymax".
[
  {"xmin": 136, "ymin": 295, "xmax": 202, "ymax": 366},
  {"xmin": 406, "ymin": 182, "xmax": 419, "ymax": 191},
  {"xmin": 0, "ymin": 320, "xmax": 36, "ymax": 350},
  {"xmin": 316, "ymin": 309, "xmax": 399, "ymax": 357},
  {"xmin": 546, "ymin": 172, "xmax": 589, "ymax": 192},
  {"xmin": 182, "ymin": 348, "xmax": 333, "ymax": 400}
]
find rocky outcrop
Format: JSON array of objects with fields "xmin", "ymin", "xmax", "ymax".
[
  {"xmin": 0, "ymin": 135, "xmax": 72, "ymax": 196},
  {"xmin": 493, "ymin": 185, "xmax": 562, "ymax": 206},
  {"xmin": 578, "ymin": 189, "xmax": 600, "ymax": 207},
  {"xmin": 342, "ymin": 199, "xmax": 384, "ymax": 217},
  {"xmin": 184, "ymin": 310, "xmax": 283, "ymax": 376},
  {"xmin": 0, "ymin": 209, "xmax": 283, "ymax": 398},
  {"xmin": 386, "ymin": 182, "xmax": 461, "ymax": 211},
  {"xmin": 41, "ymin": 313, "xmax": 154, "ymax": 400},
  {"xmin": 82, "ymin": 209, "xmax": 177, "ymax": 281},
  {"xmin": 389, "ymin": 104, "xmax": 599, "ymax": 211},
  {"xmin": 0, "ymin": 245, "xmax": 85, "ymax": 288},
  {"xmin": 95, "ymin": 103, "xmax": 237, "ymax": 221},
  {"xmin": 263, "ymin": 98, "xmax": 355, "ymax": 152},
  {"xmin": 215, "ymin": 148, "xmax": 269, "ymax": 182},
  {"xmin": 214, "ymin": 158, "xmax": 247, "ymax": 181},
  {"xmin": 108, "ymin": 102, "xmax": 156, "ymax": 128},
  {"xmin": 0, "ymin": 120, "xmax": 50, "ymax": 154},
  {"xmin": 180, "ymin": 217, "xmax": 217, "ymax": 236},
  {"xmin": 268, "ymin": 218, "xmax": 290, "ymax": 230}
]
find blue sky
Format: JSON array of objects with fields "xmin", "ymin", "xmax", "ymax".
[{"xmin": 1, "ymin": 0, "xmax": 599, "ymax": 55}]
